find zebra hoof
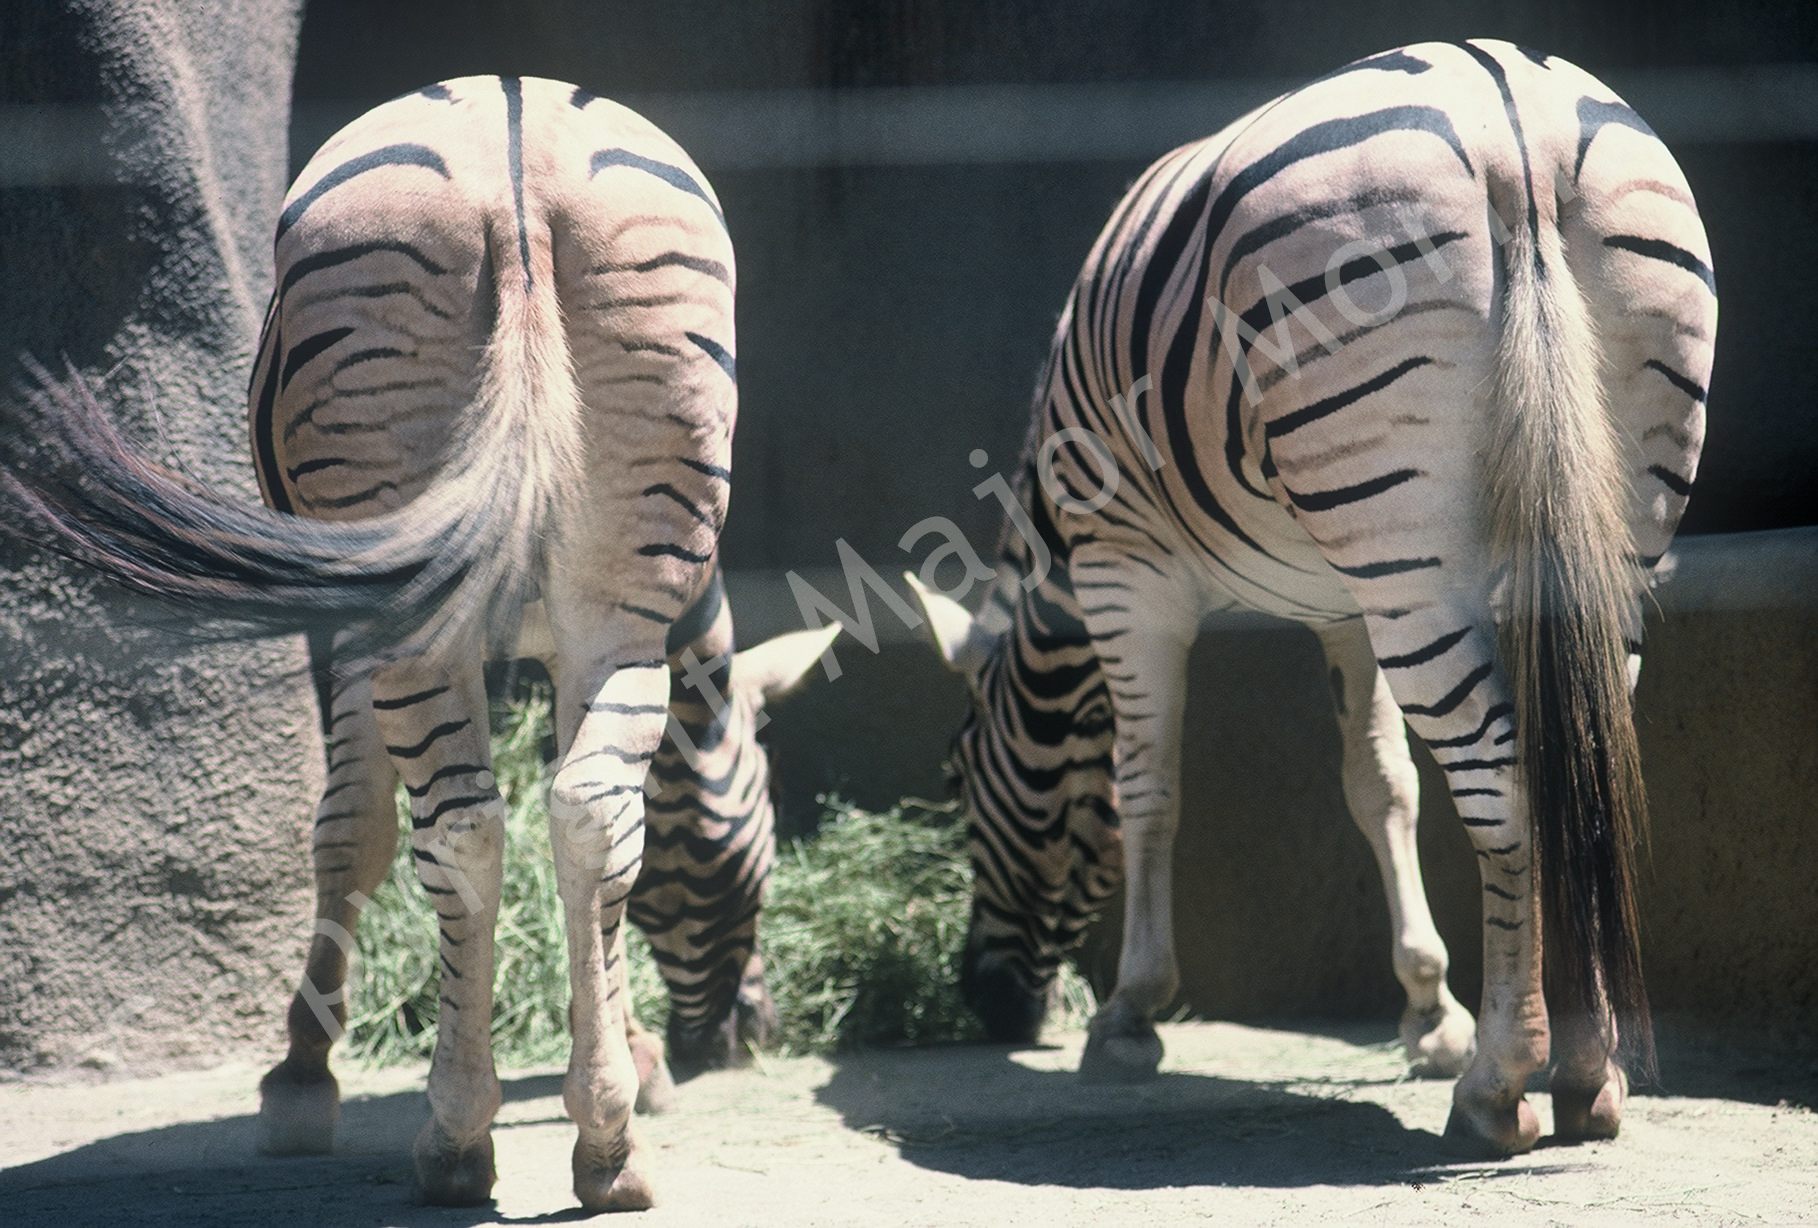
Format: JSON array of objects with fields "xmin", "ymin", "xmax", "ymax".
[
  {"xmin": 669, "ymin": 1010, "xmax": 743, "ymax": 1073},
  {"xmin": 573, "ymin": 1123, "xmax": 657, "ymax": 1211},
  {"xmin": 1551, "ymin": 1063, "xmax": 1625, "ymax": 1141},
  {"xmin": 256, "ymin": 1058, "xmax": 339, "ymax": 1155},
  {"xmin": 633, "ymin": 1042, "xmax": 679, "ymax": 1116},
  {"xmin": 1402, "ymin": 997, "xmax": 1476, "ymax": 1079},
  {"xmin": 413, "ymin": 1121, "xmax": 497, "ymax": 1206},
  {"xmin": 960, "ymin": 944, "xmax": 1048, "ymax": 1045},
  {"xmin": 1441, "ymin": 1094, "xmax": 1540, "ymax": 1158},
  {"xmin": 1079, "ymin": 1001, "xmax": 1163, "ymax": 1084},
  {"xmin": 737, "ymin": 979, "xmax": 779, "ymax": 1054}
]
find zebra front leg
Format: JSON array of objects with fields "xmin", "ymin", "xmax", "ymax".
[
  {"xmin": 260, "ymin": 665, "xmax": 398, "ymax": 1155},
  {"xmin": 548, "ymin": 655, "xmax": 670, "ymax": 1212},
  {"xmin": 369, "ymin": 661, "xmax": 506, "ymax": 1206},
  {"xmin": 1313, "ymin": 620, "xmax": 1474, "ymax": 1078},
  {"xmin": 1075, "ymin": 583, "xmax": 1195, "ymax": 1084}
]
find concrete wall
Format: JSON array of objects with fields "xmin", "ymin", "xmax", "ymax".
[
  {"xmin": 1076, "ymin": 531, "xmax": 1818, "ymax": 1043},
  {"xmin": 0, "ymin": 0, "xmax": 319, "ymax": 1074}
]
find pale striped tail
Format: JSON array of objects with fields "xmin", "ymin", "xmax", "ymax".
[
  {"xmin": 1485, "ymin": 193, "xmax": 1654, "ymax": 1075},
  {"xmin": 0, "ymin": 211, "xmax": 581, "ymax": 671}
]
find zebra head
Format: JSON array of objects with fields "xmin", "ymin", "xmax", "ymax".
[
  {"xmin": 909, "ymin": 556, "xmax": 1121, "ymax": 1044},
  {"xmin": 639, "ymin": 621, "xmax": 841, "ymax": 1069}
]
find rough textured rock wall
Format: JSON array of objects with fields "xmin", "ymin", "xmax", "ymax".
[{"xmin": 0, "ymin": 0, "xmax": 319, "ymax": 1074}]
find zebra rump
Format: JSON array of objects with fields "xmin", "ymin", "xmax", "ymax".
[{"xmin": 0, "ymin": 192, "xmax": 581, "ymax": 671}]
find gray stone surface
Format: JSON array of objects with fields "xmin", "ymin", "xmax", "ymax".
[{"xmin": 0, "ymin": 0, "xmax": 319, "ymax": 1074}]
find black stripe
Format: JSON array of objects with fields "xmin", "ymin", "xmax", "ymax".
[
  {"xmin": 1439, "ymin": 755, "xmax": 1518, "ymax": 773},
  {"xmin": 1377, "ymin": 627, "xmax": 1470, "ymax": 670},
  {"xmin": 386, "ymin": 719, "xmax": 471, "ymax": 759},
  {"xmin": 1647, "ymin": 464, "xmax": 1693, "ymax": 497},
  {"xmin": 502, "ymin": 77, "xmax": 532, "ymax": 293},
  {"xmin": 686, "ymin": 331, "xmax": 736, "ymax": 382},
  {"xmin": 1425, "ymin": 702, "xmax": 1513, "ymax": 748},
  {"xmin": 638, "ymin": 542, "xmax": 713, "ymax": 563},
  {"xmin": 643, "ymin": 483, "xmax": 713, "ymax": 523},
  {"xmin": 1644, "ymin": 358, "xmax": 1707, "ymax": 403},
  {"xmin": 285, "ymin": 458, "xmax": 347, "ymax": 482},
  {"xmin": 631, "ymin": 251, "xmax": 732, "ymax": 284},
  {"xmin": 1574, "ymin": 97, "xmax": 1657, "ymax": 181},
  {"xmin": 373, "ymin": 685, "xmax": 450, "ymax": 710},
  {"xmin": 405, "ymin": 763, "xmax": 490, "ymax": 798},
  {"xmin": 1266, "ymin": 357, "xmax": 1434, "ymax": 440},
  {"xmin": 1282, "ymin": 468, "xmax": 1421, "ymax": 512},
  {"xmin": 1603, "ymin": 235, "xmax": 1716, "ymax": 295},
  {"xmin": 1206, "ymin": 105, "xmax": 1473, "ymax": 246},
  {"xmin": 1218, "ymin": 185, "xmax": 1424, "ymax": 301},
  {"xmin": 666, "ymin": 567, "xmax": 724, "ymax": 654},
  {"xmin": 679, "ymin": 457, "xmax": 732, "ymax": 482},
  {"xmin": 571, "ymin": 86, "xmax": 598, "ymax": 109},
  {"xmin": 415, "ymin": 794, "xmax": 496, "ymax": 827},
  {"xmin": 251, "ymin": 319, "xmax": 289, "ymax": 513},
  {"xmin": 1224, "ymin": 235, "xmax": 1462, "ymax": 500},
  {"xmin": 305, "ymin": 481, "xmax": 399, "ymax": 510},
  {"xmin": 279, "ymin": 240, "xmax": 448, "ymax": 301},
  {"xmin": 278, "ymin": 144, "xmax": 450, "ymax": 241},
  {"xmin": 590, "ymin": 148, "xmax": 726, "ymax": 229},
  {"xmin": 281, "ymin": 327, "xmax": 355, "ymax": 392},
  {"xmin": 1400, "ymin": 661, "xmax": 1494, "ymax": 718},
  {"xmin": 1459, "ymin": 42, "xmax": 1539, "ymax": 259},
  {"xmin": 1334, "ymin": 556, "xmax": 1441, "ymax": 579},
  {"xmin": 1149, "ymin": 172, "xmax": 1274, "ymax": 556}
]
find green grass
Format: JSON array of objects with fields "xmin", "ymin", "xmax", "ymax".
[{"xmin": 343, "ymin": 688, "xmax": 1093, "ymax": 1067}]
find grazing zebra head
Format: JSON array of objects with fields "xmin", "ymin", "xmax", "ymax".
[
  {"xmin": 911, "ymin": 480, "xmax": 1122, "ymax": 1044},
  {"xmin": 637, "ymin": 603, "xmax": 840, "ymax": 1070}
]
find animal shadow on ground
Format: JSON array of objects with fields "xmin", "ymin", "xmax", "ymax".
[
  {"xmin": 813, "ymin": 1041, "xmax": 1583, "ymax": 1191},
  {"xmin": 0, "ymin": 1073, "xmax": 586, "ymax": 1227}
]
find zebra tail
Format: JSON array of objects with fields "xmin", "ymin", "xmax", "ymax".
[
  {"xmin": 383, "ymin": 210, "xmax": 585, "ymax": 665},
  {"xmin": 0, "ymin": 220, "xmax": 582, "ymax": 669},
  {"xmin": 1485, "ymin": 193, "xmax": 1654, "ymax": 1078}
]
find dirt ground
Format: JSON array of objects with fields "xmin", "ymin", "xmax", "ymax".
[{"xmin": 2, "ymin": 1018, "xmax": 1814, "ymax": 1227}]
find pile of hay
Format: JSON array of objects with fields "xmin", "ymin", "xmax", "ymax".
[{"xmin": 344, "ymin": 689, "xmax": 1091, "ymax": 1065}]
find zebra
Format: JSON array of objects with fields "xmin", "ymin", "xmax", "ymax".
[
  {"xmin": 909, "ymin": 40, "xmax": 1714, "ymax": 1159},
  {"xmin": 0, "ymin": 75, "xmax": 833, "ymax": 1210}
]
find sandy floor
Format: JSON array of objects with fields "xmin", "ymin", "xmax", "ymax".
[{"xmin": 2, "ymin": 1019, "xmax": 1814, "ymax": 1226}]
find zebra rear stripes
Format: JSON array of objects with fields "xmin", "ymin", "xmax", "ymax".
[
  {"xmin": 0, "ymin": 76, "xmax": 833, "ymax": 1211},
  {"xmin": 914, "ymin": 41, "xmax": 1713, "ymax": 1160}
]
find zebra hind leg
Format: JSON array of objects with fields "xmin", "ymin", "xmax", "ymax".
[
  {"xmin": 368, "ymin": 659, "xmax": 507, "ymax": 1206},
  {"xmin": 547, "ymin": 650, "xmax": 672, "ymax": 1212},
  {"xmin": 1312, "ymin": 621, "xmax": 1475, "ymax": 1078},
  {"xmin": 259, "ymin": 650, "xmax": 399, "ymax": 1155}
]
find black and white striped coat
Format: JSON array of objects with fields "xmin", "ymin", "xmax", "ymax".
[
  {"xmin": 0, "ymin": 75, "xmax": 830, "ymax": 1211},
  {"xmin": 914, "ymin": 41, "xmax": 1714, "ymax": 1160}
]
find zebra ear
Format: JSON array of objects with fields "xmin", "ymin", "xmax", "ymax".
[
  {"xmin": 904, "ymin": 572, "xmax": 999, "ymax": 677},
  {"xmin": 730, "ymin": 623, "xmax": 841, "ymax": 704}
]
